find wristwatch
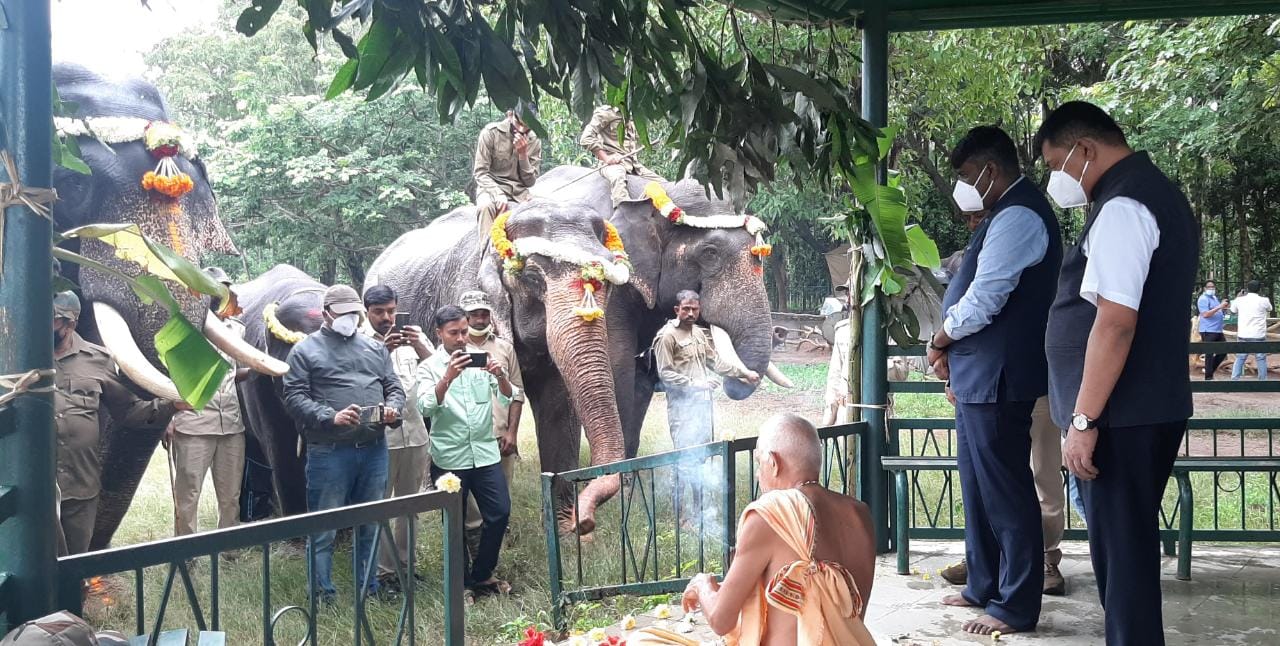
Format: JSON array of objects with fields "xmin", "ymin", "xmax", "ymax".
[
  {"xmin": 927, "ymin": 340, "xmax": 945, "ymax": 353},
  {"xmin": 1071, "ymin": 412, "xmax": 1097, "ymax": 432}
]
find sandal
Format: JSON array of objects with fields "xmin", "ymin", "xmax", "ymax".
[
  {"xmin": 462, "ymin": 589, "xmax": 476, "ymax": 606},
  {"xmin": 470, "ymin": 578, "xmax": 513, "ymax": 598}
]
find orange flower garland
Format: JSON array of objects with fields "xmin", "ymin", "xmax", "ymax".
[
  {"xmin": 603, "ymin": 221, "xmax": 630, "ymax": 266},
  {"xmin": 490, "ymin": 211, "xmax": 524, "ymax": 274},
  {"xmin": 140, "ymin": 122, "xmax": 195, "ymax": 199}
]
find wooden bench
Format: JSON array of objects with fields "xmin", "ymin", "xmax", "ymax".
[{"xmin": 881, "ymin": 455, "xmax": 1280, "ymax": 581}]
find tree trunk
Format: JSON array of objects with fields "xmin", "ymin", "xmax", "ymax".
[
  {"xmin": 345, "ymin": 251, "xmax": 366, "ymax": 287},
  {"xmin": 320, "ymin": 257, "xmax": 337, "ymax": 286},
  {"xmin": 769, "ymin": 239, "xmax": 790, "ymax": 312}
]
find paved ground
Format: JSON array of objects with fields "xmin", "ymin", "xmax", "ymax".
[{"xmin": 555, "ymin": 541, "xmax": 1280, "ymax": 645}]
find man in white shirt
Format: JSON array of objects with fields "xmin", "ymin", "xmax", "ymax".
[{"xmin": 1230, "ymin": 280, "xmax": 1273, "ymax": 380}]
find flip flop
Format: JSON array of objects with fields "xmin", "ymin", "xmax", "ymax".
[{"xmin": 471, "ymin": 579, "xmax": 513, "ymax": 597}]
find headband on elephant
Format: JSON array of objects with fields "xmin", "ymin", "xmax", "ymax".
[
  {"xmin": 263, "ymin": 302, "xmax": 307, "ymax": 345},
  {"xmin": 54, "ymin": 117, "xmax": 198, "ymax": 200},
  {"xmin": 642, "ymin": 182, "xmax": 773, "ymax": 263},
  {"xmin": 490, "ymin": 211, "xmax": 630, "ymax": 322}
]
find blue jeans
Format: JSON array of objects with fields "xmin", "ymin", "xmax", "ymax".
[
  {"xmin": 1231, "ymin": 337, "xmax": 1268, "ymax": 380},
  {"xmin": 306, "ymin": 438, "xmax": 389, "ymax": 597},
  {"xmin": 431, "ymin": 462, "xmax": 510, "ymax": 586},
  {"xmin": 1068, "ymin": 473, "xmax": 1087, "ymax": 523}
]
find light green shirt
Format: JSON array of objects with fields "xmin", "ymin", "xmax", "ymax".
[{"xmin": 416, "ymin": 348, "xmax": 514, "ymax": 470}]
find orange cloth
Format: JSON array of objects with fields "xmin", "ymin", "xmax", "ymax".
[{"xmin": 629, "ymin": 488, "xmax": 875, "ymax": 646}]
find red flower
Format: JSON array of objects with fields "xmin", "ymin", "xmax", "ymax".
[
  {"xmin": 518, "ymin": 626, "xmax": 546, "ymax": 646},
  {"xmin": 597, "ymin": 637, "xmax": 622, "ymax": 646}
]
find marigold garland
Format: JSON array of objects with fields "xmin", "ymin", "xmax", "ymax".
[
  {"xmin": 264, "ymin": 302, "xmax": 307, "ymax": 345},
  {"xmin": 603, "ymin": 221, "xmax": 630, "ymax": 265},
  {"xmin": 490, "ymin": 211, "xmax": 524, "ymax": 273},
  {"xmin": 140, "ymin": 122, "xmax": 195, "ymax": 199},
  {"xmin": 643, "ymin": 182, "xmax": 773, "ymax": 262}
]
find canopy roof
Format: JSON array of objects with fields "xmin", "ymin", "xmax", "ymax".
[{"xmin": 735, "ymin": 0, "xmax": 1280, "ymax": 30}]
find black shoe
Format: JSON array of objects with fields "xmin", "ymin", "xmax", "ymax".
[
  {"xmin": 316, "ymin": 592, "xmax": 337, "ymax": 608},
  {"xmin": 376, "ymin": 574, "xmax": 404, "ymax": 594}
]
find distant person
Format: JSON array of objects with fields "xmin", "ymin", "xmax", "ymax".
[
  {"xmin": 637, "ymin": 414, "xmax": 876, "ymax": 645},
  {"xmin": 822, "ymin": 317, "xmax": 852, "ymax": 426},
  {"xmin": 819, "ymin": 285, "xmax": 849, "ymax": 316},
  {"xmin": 1038, "ymin": 100, "xmax": 1198, "ymax": 646},
  {"xmin": 473, "ymin": 102, "xmax": 542, "ymax": 240},
  {"xmin": 166, "ymin": 267, "xmax": 250, "ymax": 536},
  {"xmin": 1231, "ymin": 280, "xmax": 1273, "ymax": 380},
  {"xmin": 1196, "ymin": 280, "xmax": 1230, "ymax": 380},
  {"xmin": 283, "ymin": 284, "xmax": 405, "ymax": 603},
  {"xmin": 579, "ymin": 104, "xmax": 664, "ymax": 207}
]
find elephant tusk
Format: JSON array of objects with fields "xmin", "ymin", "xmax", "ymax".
[
  {"xmin": 93, "ymin": 302, "xmax": 183, "ymax": 402},
  {"xmin": 203, "ymin": 311, "xmax": 290, "ymax": 376},
  {"xmin": 709, "ymin": 324, "xmax": 753, "ymax": 377},
  {"xmin": 765, "ymin": 362, "xmax": 794, "ymax": 388}
]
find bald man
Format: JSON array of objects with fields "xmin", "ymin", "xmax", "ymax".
[{"xmin": 650, "ymin": 414, "xmax": 876, "ymax": 645}]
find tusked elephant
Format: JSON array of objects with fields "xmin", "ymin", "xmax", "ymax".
[
  {"xmin": 233, "ymin": 264, "xmax": 328, "ymax": 517},
  {"xmin": 365, "ymin": 200, "xmax": 627, "ymax": 534},
  {"xmin": 531, "ymin": 167, "xmax": 784, "ymax": 458},
  {"xmin": 50, "ymin": 64, "xmax": 287, "ymax": 549}
]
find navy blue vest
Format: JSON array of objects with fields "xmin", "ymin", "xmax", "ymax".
[
  {"xmin": 1046, "ymin": 152, "xmax": 1198, "ymax": 428},
  {"xmin": 941, "ymin": 178, "xmax": 1062, "ymax": 404}
]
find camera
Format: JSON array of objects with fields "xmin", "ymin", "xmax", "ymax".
[{"xmin": 358, "ymin": 404, "xmax": 385, "ymax": 425}]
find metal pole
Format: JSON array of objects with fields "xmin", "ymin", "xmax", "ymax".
[
  {"xmin": 860, "ymin": 3, "xmax": 892, "ymax": 554},
  {"xmin": 0, "ymin": 0, "xmax": 56, "ymax": 629}
]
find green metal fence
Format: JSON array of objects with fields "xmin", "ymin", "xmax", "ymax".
[
  {"xmin": 541, "ymin": 422, "xmax": 866, "ymax": 631},
  {"xmin": 48, "ymin": 490, "xmax": 465, "ymax": 645},
  {"xmin": 885, "ymin": 341, "xmax": 1280, "ymax": 548}
]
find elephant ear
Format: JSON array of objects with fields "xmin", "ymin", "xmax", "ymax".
[
  {"xmin": 610, "ymin": 202, "xmax": 659, "ymax": 309},
  {"xmin": 478, "ymin": 252, "xmax": 516, "ymax": 340}
]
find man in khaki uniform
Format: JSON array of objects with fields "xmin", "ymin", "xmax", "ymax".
[
  {"xmin": 458, "ymin": 291, "xmax": 525, "ymax": 536},
  {"xmin": 52, "ymin": 291, "xmax": 180, "ymax": 554},
  {"xmin": 654, "ymin": 290, "xmax": 759, "ymax": 516},
  {"xmin": 579, "ymin": 105, "xmax": 664, "ymax": 207},
  {"xmin": 362, "ymin": 285, "xmax": 434, "ymax": 591},
  {"xmin": 165, "ymin": 267, "xmax": 250, "ymax": 536},
  {"xmin": 473, "ymin": 104, "xmax": 543, "ymax": 241}
]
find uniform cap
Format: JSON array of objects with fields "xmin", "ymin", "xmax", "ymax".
[
  {"xmin": 53, "ymin": 291, "xmax": 81, "ymax": 321},
  {"xmin": 459, "ymin": 291, "xmax": 494, "ymax": 312},
  {"xmin": 204, "ymin": 266, "xmax": 232, "ymax": 285},
  {"xmin": 323, "ymin": 285, "xmax": 364, "ymax": 315}
]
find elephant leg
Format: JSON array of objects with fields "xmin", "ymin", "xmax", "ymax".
[
  {"xmin": 91, "ymin": 419, "xmax": 165, "ymax": 551},
  {"xmin": 628, "ymin": 373, "xmax": 656, "ymax": 457},
  {"xmin": 244, "ymin": 377, "xmax": 308, "ymax": 516},
  {"xmin": 524, "ymin": 362, "xmax": 584, "ymax": 533}
]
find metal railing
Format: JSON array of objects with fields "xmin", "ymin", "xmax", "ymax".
[
  {"xmin": 884, "ymin": 341, "xmax": 1280, "ymax": 548},
  {"xmin": 55, "ymin": 490, "xmax": 465, "ymax": 645},
  {"xmin": 541, "ymin": 422, "xmax": 866, "ymax": 631}
]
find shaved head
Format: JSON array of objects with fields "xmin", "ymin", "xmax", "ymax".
[{"xmin": 755, "ymin": 414, "xmax": 822, "ymax": 489}]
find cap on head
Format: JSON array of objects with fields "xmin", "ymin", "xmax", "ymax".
[
  {"xmin": 204, "ymin": 266, "xmax": 232, "ymax": 286},
  {"xmin": 514, "ymin": 97, "xmax": 539, "ymax": 119},
  {"xmin": 323, "ymin": 285, "xmax": 365, "ymax": 315},
  {"xmin": 53, "ymin": 291, "xmax": 82, "ymax": 321},
  {"xmin": 460, "ymin": 290, "xmax": 494, "ymax": 312}
]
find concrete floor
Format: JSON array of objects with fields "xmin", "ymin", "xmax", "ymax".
[
  {"xmin": 556, "ymin": 541, "xmax": 1280, "ymax": 645},
  {"xmin": 870, "ymin": 541, "xmax": 1280, "ymax": 645}
]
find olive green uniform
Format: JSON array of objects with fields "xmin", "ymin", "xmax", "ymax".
[
  {"xmin": 578, "ymin": 105, "xmax": 663, "ymax": 207},
  {"xmin": 473, "ymin": 118, "xmax": 542, "ymax": 239}
]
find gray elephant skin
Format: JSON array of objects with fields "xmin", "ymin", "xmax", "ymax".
[
  {"xmin": 51, "ymin": 63, "xmax": 282, "ymax": 549},
  {"xmin": 365, "ymin": 200, "xmax": 626, "ymax": 534},
  {"xmin": 531, "ymin": 167, "xmax": 774, "ymax": 459},
  {"xmin": 233, "ymin": 265, "xmax": 327, "ymax": 518}
]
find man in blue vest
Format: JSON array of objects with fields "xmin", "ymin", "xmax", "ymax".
[
  {"xmin": 1036, "ymin": 101, "xmax": 1198, "ymax": 646},
  {"xmin": 926, "ymin": 126, "xmax": 1062, "ymax": 636}
]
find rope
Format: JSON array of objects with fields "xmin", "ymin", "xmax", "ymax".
[
  {"xmin": 0, "ymin": 150, "xmax": 59, "ymax": 278},
  {"xmin": 0, "ymin": 369, "xmax": 57, "ymax": 409}
]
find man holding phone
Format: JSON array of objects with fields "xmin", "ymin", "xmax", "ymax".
[
  {"xmin": 417, "ymin": 304, "xmax": 517, "ymax": 600},
  {"xmin": 363, "ymin": 285, "xmax": 434, "ymax": 592},
  {"xmin": 283, "ymin": 284, "xmax": 405, "ymax": 604}
]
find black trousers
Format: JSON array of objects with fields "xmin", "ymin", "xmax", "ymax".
[
  {"xmin": 955, "ymin": 399, "xmax": 1043, "ymax": 631},
  {"xmin": 1200, "ymin": 331, "xmax": 1227, "ymax": 379},
  {"xmin": 1078, "ymin": 420, "xmax": 1186, "ymax": 646},
  {"xmin": 431, "ymin": 462, "xmax": 510, "ymax": 586}
]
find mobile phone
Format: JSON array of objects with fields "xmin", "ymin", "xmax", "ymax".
[
  {"xmin": 393, "ymin": 312, "xmax": 410, "ymax": 333},
  {"xmin": 359, "ymin": 404, "xmax": 384, "ymax": 424},
  {"xmin": 467, "ymin": 352, "xmax": 489, "ymax": 368}
]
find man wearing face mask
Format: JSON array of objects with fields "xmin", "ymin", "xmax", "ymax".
[
  {"xmin": 1036, "ymin": 101, "xmax": 1198, "ymax": 646},
  {"xmin": 283, "ymin": 284, "xmax": 406, "ymax": 603},
  {"xmin": 925, "ymin": 126, "xmax": 1062, "ymax": 636},
  {"xmin": 1197, "ymin": 280, "xmax": 1230, "ymax": 380}
]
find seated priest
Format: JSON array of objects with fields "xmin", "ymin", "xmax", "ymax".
[{"xmin": 633, "ymin": 413, "xmax": 877, "ymax": 646}]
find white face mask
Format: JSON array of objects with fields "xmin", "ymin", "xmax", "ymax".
[
  {"xmin": 331, "ymin": 313, "xmax": 360, "ymax": 337},
  {"xmin": 468, "ymin": 324, "xmax": 493, "ymax": 338},
  {"xmin": 951, "ymin": 165, "xmax": 991, "ymax": 213},
  {"xmin": 1047, "ymin": 144, "xmax": 1090, "ymax": 209},
  {"xmin": 1205, "ymin": 289, "xmax": 1216, "ymax": 297}
]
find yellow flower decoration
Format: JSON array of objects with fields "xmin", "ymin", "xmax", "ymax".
[
  {"xmin": 434, "ymin": 472, "xmax": 462, "ymax": 493},
  {"xmin": 620, "ymin": 614, "xmax": 636, "ymax": 631},
  {"xmin": 588, "ymin": 628, "xmax": 608, "ymax": 642},
  {"xmin": 264, "ymin": 302, "xmax": 306, "ymax": 345},
  {"xmin": 653, "ymin": 604, "xmax": 672, "ymax": 619},
  {"xmin": 603, "ymin": 221, "xmax": 630, "ymax": 264}
]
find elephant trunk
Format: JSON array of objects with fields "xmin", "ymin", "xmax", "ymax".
[
  {"xmin": 544, "ymin": 273, "xmax": 625, "ymax": 535},
  {"xmin": 701, "ymin": 257, "xmax": 774, "ymax": 401}
]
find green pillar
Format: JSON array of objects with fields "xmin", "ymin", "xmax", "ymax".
[
  {"xmin": 860, "ymin": 3, "xmax": 892, "ymax": 553},
  {"xmin": 0, "ymin": 0, "xmax": 57, "ymax": 629}
]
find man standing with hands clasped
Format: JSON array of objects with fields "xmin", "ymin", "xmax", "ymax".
[
  {"xmin": 1037, "ymin": 101, "xmax": 1198, "ymax": 646},
  {"xmin": 417, "ymin": 305, "xmax": 516, "ymax": 600},
  {"xmin": 926, "ymin": 126, "xmax": 1061, "ymax": 636},
  {"xmin": 1196, "ymin": 280, "xmax": 1230, "ymax": 380}
]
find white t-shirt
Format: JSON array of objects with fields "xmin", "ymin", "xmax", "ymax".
[
  {"xmin": 1231, "ymin": 292, "xmax": 1273, "ymax": 339},
  {"xmin": 1080, "ymin": 197, "xmax": 1161, "ymax": 311}
]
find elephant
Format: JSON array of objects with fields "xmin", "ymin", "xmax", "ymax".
[
  {"xmin": 530, "ymin": 167, "xmax": 780, "ymax": 459},
  {"xmin": 364, "ymin": 200, "xmax": 628, "ymax": 534},
  {"xmin": 233, "ymin": 265, "xmax": 328, "ymax": 518},
  {"xmin": 50, "ymin": 64, "xmax": 286, "ymax": 549}
]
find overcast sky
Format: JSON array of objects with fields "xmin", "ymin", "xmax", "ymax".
[{"xmin": 51, "ymin": 0, "xmax": 219, "ymax": 75}]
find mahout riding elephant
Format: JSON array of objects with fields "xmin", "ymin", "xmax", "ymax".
[
  {"xmin": 234, "ymin": 265, "xmax": 328, "ymax": 517},
  {"xmin": 531, "ymin": 167, "xmax": 783, "ymax": 458},
  {"xmin": 365, "ymin": 200, "xmax": 627, "ymax": 534},
  {"xmin": 50, "ymin": 64, "xmax": 286, "ymax": 549}
]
